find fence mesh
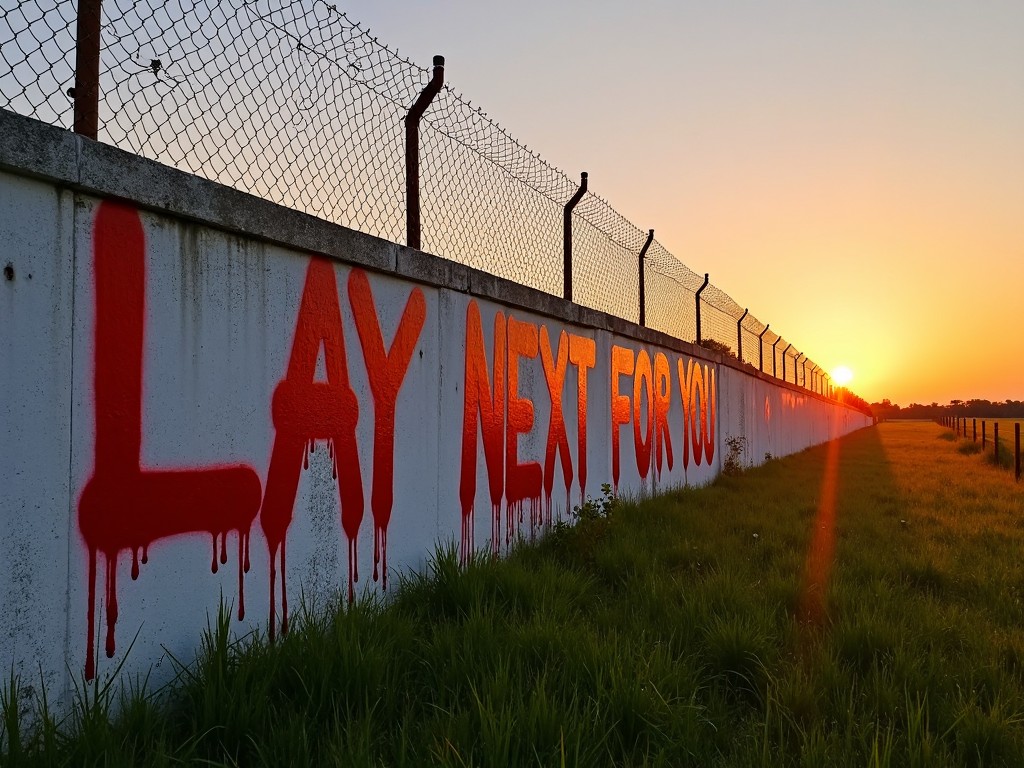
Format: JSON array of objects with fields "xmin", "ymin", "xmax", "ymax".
[{"xmin": 0, "ymin": 0, "xmax": 833, "ymax": 394}]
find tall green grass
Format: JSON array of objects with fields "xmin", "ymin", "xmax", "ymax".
[{"xmin": 4, "ymin": 422, "xmax": 1024, "ymax": 766}]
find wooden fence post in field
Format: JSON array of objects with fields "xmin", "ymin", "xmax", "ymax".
[
  {"xmin": 1016, "ymin": 423, "xmax": 1021, "ymax": 482},
  {"xmin": 983, "ymin": 421, "xmax": 987, "ymax": 449},
  {"xmin": 973, "ymin": 418, "xmax": 977, "ymax": 442},
  {"xmin": 994, "ymin": 423, "xmax": 999, "ymax": 464}
]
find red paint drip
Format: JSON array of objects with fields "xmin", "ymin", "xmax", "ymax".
[
  {"xmin": 260, "ymin": 258, "xmax": 363, "ymax": 631},
  {"xmin": 460, "ymin": 502, "xmax": 475, "ymax": 565},
  {"xmin": 78, "ymin": 202, "xmax": 261, "ymax": 680},
  {"xmin": 491, "ymin": 502, "xmax": 501, "ymax": 556},
  {"xmin": 459, "ymin": 303, "xmax": 506, "ymax": 562},
  {"xmin": 349, "ymin": 269, "xmax": 425, "ymax": 593}
]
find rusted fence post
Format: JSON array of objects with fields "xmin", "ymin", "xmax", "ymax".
[
  {"xmin": 563, "ymin": 172, "xmax": 588, "ymax": 302},
  {"xmin": 406, "ymin": 55, "xmax": 445, "ymax": 250},
  {"xmin": 695, "ymin": 273, "xmax": 709, "ymax": 343},
  {"xmin": 736, "ymin": 308, "xmax": 748, "ymax": 363},
  {"xmin": 73, "ymin": 0, "xmax": 103, "ymax": 138},
  {"xmin": 638, "ymin": 229, "xmax": 653, "ymax": 327},
  {"xmin": 758, "ymin": 324, "xmax": 770, "ymax": 372}
]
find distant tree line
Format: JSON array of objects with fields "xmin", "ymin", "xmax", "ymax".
[{"xmin": 871, "ymin": 399, "xmax": 1024, "ymax": 421}]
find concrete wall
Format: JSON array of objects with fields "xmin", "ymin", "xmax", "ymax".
[{"xmin": 0, "ymin": 110, "xmax": 871, "ymax": 704}]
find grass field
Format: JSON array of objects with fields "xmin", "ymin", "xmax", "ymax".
[{"xmin": 5, "ymin": 421, "xmax": 1024, "ymax": 766}]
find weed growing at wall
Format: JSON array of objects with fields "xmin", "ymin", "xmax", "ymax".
[{"xmin": 722, "ymin": 435, "xmax": 747, "ymax": 475}]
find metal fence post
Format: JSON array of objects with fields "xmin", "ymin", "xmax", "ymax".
[
  {"xmin": 758, "ymin": 324, "xmax": 770, "ymax": 372},
  {"xmin": 638, "ymin": 229, "xmax": 653, "ymax": 327},
  {"xmin": 772, "ymin": 337, "xmax": 781, "ymax": 378},
  {"xmin": 406, "ymin": 55, "xmax": 445, "ymax": 251},
  {"xmin": 73, "ymin": 0, "xmax": 103, "ymax": 138},
  {"xmin": 736, "ymin": 308, "xmax": 748, "ymax": 363},
  {"xmin": 781, "ymin": 343, "xmax": 792, "ymax": 383},
  {"xmin": 563, "ymin": 172, "xmax": 588, "ymax": 302},
  {"xmin": 695, "ymin": 273, "xmax": 709, "ymax": 343},
  {"xmin": 794, "ymin": 352, "xmax": 805, "ymax": 387}
]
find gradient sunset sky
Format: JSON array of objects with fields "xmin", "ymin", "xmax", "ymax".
[{"xmin": 344, "ymin": 0, "xmax": 1023, "ymax": 406}]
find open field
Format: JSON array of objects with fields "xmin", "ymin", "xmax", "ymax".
[{"xmin": 5, "ymin": 421, "xmax": 1024, "ymax": 767}]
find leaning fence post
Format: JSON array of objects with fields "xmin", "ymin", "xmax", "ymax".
[
  {"xmin": 758, "ymin": 324, "xmax": 770, "ymax": 372},
  {"xmin": 72, "ymin": 0, "xmax": 103, "ymax": 138},
  {"xmin": 638, "ymin": 229, "xmax": 653, "ymax": 327},
  {"xmin": 695, "ymin": 273, "xmax": 709, "ymax": 343},
  {"xmin": 406, "ymin": 55, "xmax": 445, "ymax": 250},
  {"xmin": 736, "ymin": 308, "xmax": 748, "ymax": 363},
  {"xmin": 1016, "ymin": 423, "xmax": 1020, "ymax": 482},
  {"xmin": 772, "ymin": 336, "xmax": 781, "ymax": 378},
  {"xmin": 563, "ymin": 172, "xmax": 588, "ymax": 302}
]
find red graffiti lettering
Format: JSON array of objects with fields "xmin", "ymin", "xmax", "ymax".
[
  {"xmin": 540, "ymin": 327, "xmax": 572, "ymax": 521},
  {"xmin": 677, "ymin": 358, "xmax": 694, "ymax": 469},
  {"xmin": 260, "ymin": 257, "xmax": 362, "ymax": 638},
  {"xmin": 506, "ymin": 317, "xmax": 542, "ymax": 537},
  {"xmin": 348, "ymin": 270, "xmax": 426, "ymax": 590},
  {"xmin": 610, "ymin": 345, "xmax": 635, "ymax": 492},
  {"xmin": 459, "ymin": 302, "xmax": 506, "ymax": 560},
  {"xmin": 653, "ymin": 352, "xmax": 673, "ymax": 477},
  {"xmin": 632, "ymin": 350, "xmax": 654, "ymax": 480},
  {"xmin": 704, "ymin": 365, "xmax": 717, "ymax": 463},
  {"xmin": 78, "ymin": 202, "xmax": 262, "ymax": 681},
  {"xmin": 569, "ymin": 334, "xmax": 595, "ymax": 501},
  {"xmin": 689, "ymin": 362, "xmax": 706, "ymax": 465}
]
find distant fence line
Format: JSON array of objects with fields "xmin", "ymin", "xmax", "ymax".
[
  {"xmin": 2, "ymin": 0, "xmax": 836, "ymax": 395},
  {"xmin": 940, "ymin": 417, "xmax": 1022, "ymax": 482}
]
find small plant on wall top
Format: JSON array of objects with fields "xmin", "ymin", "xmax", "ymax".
[
  {"xmin": 694, "ymin": 338, "xmax": 736, "ymax": 358},
  {"xmin": 723, "ymin": 436, "xmax": 747, "ymax": 476}
]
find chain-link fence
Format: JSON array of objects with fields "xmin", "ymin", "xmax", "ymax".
[{"xmin": 1, "ymin": 0, "xmax": 835, "ymax": 396}]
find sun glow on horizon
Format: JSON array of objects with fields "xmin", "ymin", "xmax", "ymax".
[{"xmin": 832, "ymin": 366, "xmax": 854, "ymax": 387}]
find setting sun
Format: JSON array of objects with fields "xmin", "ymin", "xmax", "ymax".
[{"xmin": 832, "ymin": 366, "xmax": 854, "ymax": 387}]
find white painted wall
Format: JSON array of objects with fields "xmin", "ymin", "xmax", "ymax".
[{"xmin": 0, "ymin": 166, "xmax": 871, "ymax": 707}]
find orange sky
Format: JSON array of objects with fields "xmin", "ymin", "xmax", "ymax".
[{"xmin": 348, "ymin": 0, "xmax": 1024, "ymax": 406}]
